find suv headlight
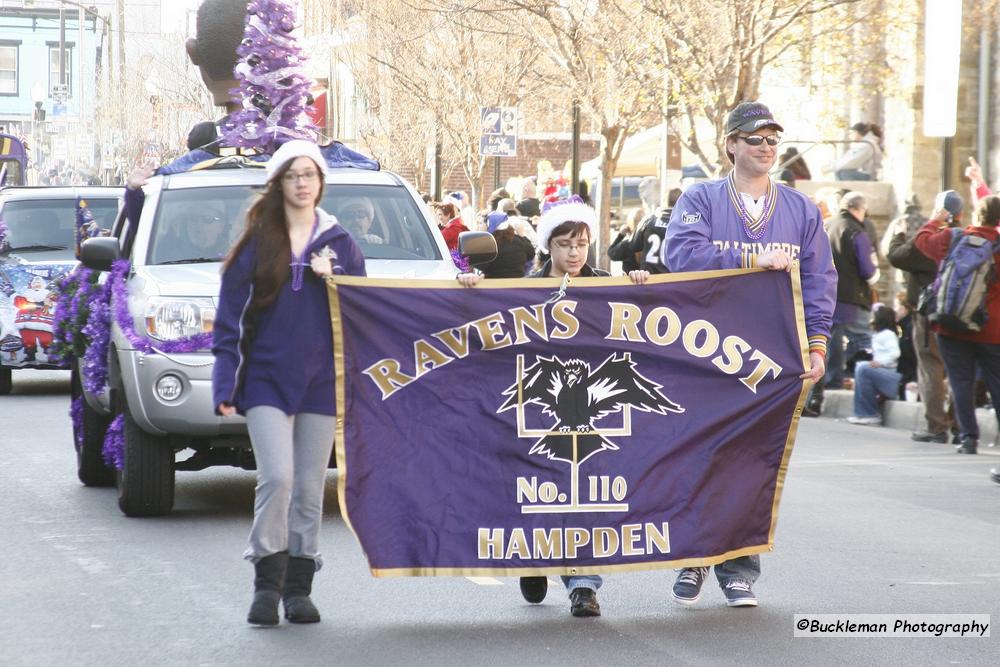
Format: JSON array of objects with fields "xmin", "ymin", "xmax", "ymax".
[{"xmin": 144, "ymin": 297, "xmax": 216, "ymax": 341}]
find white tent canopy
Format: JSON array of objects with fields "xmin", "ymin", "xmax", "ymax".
[{"xmin": 580, "ymin": 123, "xmax": 670, "ymax": 179}]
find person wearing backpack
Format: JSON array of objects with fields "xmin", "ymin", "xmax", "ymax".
[{"xmin": 915, "ymin": 195, "xmax": 1000, "ymax": 455}]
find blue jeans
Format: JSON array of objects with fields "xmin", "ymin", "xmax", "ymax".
[
  {"xmin": 562, "ymin": 574, "xmax": 602, "ymax": 592},
  {"xmin": 936, "ymin": 335, "xmax": 1000, "ymax": 440},
  {"xmin": 714, "ymin": 554, "xmax": 760, "ymax": 585},
  {"xmin": 826, "ymin": 308, "xmax": 872, "ymax": 387},
  {"xmin": 853, "ymin": 362, "xmax": 901, "ymax": 418},
  {"xmin": 836, "ymin": 169, "xmax": 873, "ymax": 181}
]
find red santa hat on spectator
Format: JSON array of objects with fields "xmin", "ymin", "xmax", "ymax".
[{"xmin": 536, "ymin": 195, "xmax": 597, "ymax": 250}]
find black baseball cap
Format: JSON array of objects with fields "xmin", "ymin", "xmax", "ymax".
[{"xmin": 725, "ymin": 102, "xmax": 784, "ymax": 135}]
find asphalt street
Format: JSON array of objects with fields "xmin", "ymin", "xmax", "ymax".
[{"xmin": 1, "ymin": 370, "xmax": 998, "ymax": 666}]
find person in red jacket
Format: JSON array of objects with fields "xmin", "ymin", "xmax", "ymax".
[
  {"xmin": 436, "ymin": 201, "xmax": 468, "ymax": 251},
  {"xmin": 914, "ymin": 195, "xmax": 1000, "ymax": 456}
]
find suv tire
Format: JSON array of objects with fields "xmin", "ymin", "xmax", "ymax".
[
  {"xmin": 70, "ymin": 366, "xmax": 114, "ymax": 487},
  {"xmin": 116, "ymin": 394, "xmax": 175, "ymax": 517},
  {"xmin": 0, "ymin": 367, "xmax": 11, "ymax": 395}
]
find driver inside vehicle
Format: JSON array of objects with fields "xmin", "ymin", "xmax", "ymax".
[
  {"xmin": 161, "ymin": 207, "xmax": 228, "ymax": 262},
  {"xmin": 337, "ymin": 196, "xmax": 384, "ymax": 244}
]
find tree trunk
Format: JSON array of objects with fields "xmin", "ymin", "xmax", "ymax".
[{"xmin": 595, "ymin": 125, "xmax": 627, "ymax": 271}]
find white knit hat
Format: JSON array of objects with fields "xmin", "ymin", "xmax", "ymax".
[
  {"xmin": 536, "ymin": 196, "xmax": 597, "ymax": 249},
  {"xmin": 266, "ymin": 139, "xmax": 329, "ymax": 182}
]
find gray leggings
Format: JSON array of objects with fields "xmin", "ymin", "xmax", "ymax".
[{"xmin": 244, "ymin": 406, "xmax": 336, "ymax": 568}]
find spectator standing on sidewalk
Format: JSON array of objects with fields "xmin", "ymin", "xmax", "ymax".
[
  {"xmin": 914, "ymin": 195, "xmax": 1000, "ymax": 455},
  {"xmin": 826, "ymin": 192, "xmax": 880, "ymax": 389},
  {"xmin": 887, "ymin": 191, "xmax": 962, "ymax": 442}
]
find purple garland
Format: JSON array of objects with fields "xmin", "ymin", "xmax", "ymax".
[
  {"xmin": 449, "ymin": 248, "xmax": 471, "ymax": 273},
  {"xmin": 102, "ymin": 414, "xmax": 124, "ymax": 470},
  {"xmin": 50, "ymin": 267, "xmax": 97, "ymax": 367},
  {"xmin": 80, "ymin": 281, "xmax": 112, "ymax": 395},
  {"xmin": 108, "ymin": 260, "xmax": 213, "ymax": 354},
  {"xmin": 220, "ymin": 0, "xmax": 315, "ymax": 152},
  {"xmin": 70, "ymin": 395, "xmax": 84, "ymax": 448}
]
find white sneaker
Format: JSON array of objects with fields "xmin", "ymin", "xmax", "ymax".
[{"xmin": 846, "ymin": 415, "xmax": 882, "ymax": 426}]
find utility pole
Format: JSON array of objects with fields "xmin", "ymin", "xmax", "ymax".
[{"xmin": 570, "ymin": 100, "xmax": 580, "ymax": 197}]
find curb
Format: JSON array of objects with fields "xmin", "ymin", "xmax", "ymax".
[{"xmin": 814, "ymin": 389, "xmax": 1000, "ymax": 454}]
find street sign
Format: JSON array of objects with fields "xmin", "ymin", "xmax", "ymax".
[
  {"xmin": 51, "ymin": 83, "xmax": 69, "ymax": 103},
  {"xmin": 479, "ymin": 106, "xmax": 517, "ymax": 157}
]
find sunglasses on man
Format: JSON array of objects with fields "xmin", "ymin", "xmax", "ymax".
[{"xmin": 737, "ymin": 135, "xmax": 780, "ymax": 147}]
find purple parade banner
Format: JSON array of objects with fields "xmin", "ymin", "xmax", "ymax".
[{"xmin": 329, "ymin": 268, "xmax": 810, "ymax": 577}]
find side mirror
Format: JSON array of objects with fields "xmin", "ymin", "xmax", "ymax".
[
  {"xmin": 80, "ymin": 237, "xmax": 120, "ymax": 272},
  {"xmin": 458, "ymin": 231, "xmax": 498, "ymax": 267}
]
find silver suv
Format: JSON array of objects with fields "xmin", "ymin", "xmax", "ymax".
[
  {"xmin": 0, "ymin": 186, "xmax": 121, "ymax": 393},
  {"xmin": 78, "ymin": 164, "xmax": 461, "ymax": 516}
]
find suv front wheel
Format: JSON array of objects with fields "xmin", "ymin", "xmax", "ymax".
[
  {"xmin": 115, "ymin": 392, "xmax": 175, "ymax": 517},
  {"xmin": 0, "ymin": 367, "xmax": 11, "ymax": 395}
]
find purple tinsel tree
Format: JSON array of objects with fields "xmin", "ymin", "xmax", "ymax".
[{"xmin": 219, "ymin": 0, "xmax": 315, "ymax": 153}]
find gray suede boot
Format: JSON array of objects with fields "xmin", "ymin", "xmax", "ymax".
[
  {"xmin": 283, "ymin": 556, "xmax": 321, "ymax": 623},
  {"xmin": 247, "ymin": 551, "xmax": 288, "ymax": 626}
]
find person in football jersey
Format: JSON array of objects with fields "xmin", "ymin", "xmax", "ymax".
[{"xmin": 632, "ymin": 188, "xmax": 682, "ymax": 273}]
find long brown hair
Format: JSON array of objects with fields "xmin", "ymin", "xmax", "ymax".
[{"xmin": 223, "ymin": 158, "xmax": 325, "ymax": 311}]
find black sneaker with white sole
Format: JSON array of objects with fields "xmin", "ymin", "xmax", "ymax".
[
  {"xmin": 671, "ymin": 567, "xmax": 709, "ymax": 606},
  {"xmin": 722, "ymin": 579, "xmax": 758, "ymax": 607}
]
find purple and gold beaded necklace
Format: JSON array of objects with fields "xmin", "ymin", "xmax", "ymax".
[{"xmin": 726, "ymin": 173, "xmax": 777, "ymax": 240}]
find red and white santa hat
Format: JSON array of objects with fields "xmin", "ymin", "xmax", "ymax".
[{"xmin": 536, "ymin": 195, "xmax": 597, "ymax": 250}]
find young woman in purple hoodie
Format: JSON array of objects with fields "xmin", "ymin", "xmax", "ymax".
[{"xmin": 212, "ymin": 140, "xmax": 366, "ymax": 626}]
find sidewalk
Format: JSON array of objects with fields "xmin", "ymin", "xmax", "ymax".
[{"xmin": 816, "ymin": 389, "xmax": 1000, "ymax": 453}]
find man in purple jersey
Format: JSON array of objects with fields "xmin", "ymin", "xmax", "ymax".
[{"xmin": 662, "ymin": 101, "xmax": 837, "ymax": 608}]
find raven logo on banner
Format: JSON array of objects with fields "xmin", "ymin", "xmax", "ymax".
[
  {"xmin": 498, "ymin": 353, "xmax": 683, "ymax": 515},
  {"xmin": 328, "ymin": 268, "xmax": 810, "ymax": 577}
]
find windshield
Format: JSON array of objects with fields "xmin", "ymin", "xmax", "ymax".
[
  {"xmin": 148, "ymin": 183, "xmax": 441, "ymax": 265},
  {"xmin": 0, "ymin": 197, "xmax": 119, "ymax": 259}
]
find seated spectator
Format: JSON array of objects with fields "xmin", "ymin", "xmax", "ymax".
[
  {"xmin": 159, "ymin": 207, "xmax": 228, "ymax": 263},
  {"xmin": 847, "ymin": 305, "xmax": 901, "ymax": 426},
  {"xmin": 834, "ymin": 122, "xmax": 882, "ymax": 181},
  {"xmin": 894, "ymin": 291, "xmax": 917, "ymax": 400},
  {"xmin": 337, "ymin": 197, "xmax": 383, "ymax": 244}
]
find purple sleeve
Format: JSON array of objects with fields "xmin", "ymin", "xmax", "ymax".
[
  {"xmin": 211, "ymin": 240, "xmax": 255, "ymax": 410},
  {"xmin": 124, "ymin": 187, "xmax": 144, "ymax": 226},
  {"xmin": 853, "ymin": 231, "xmax": 877, "ymax": 280},
  {"xmin": 798, "ymin": 202, "xmax": 838, "ymax": 344},
  {"xmin": 663, "ymin": 187, "xmax": 742, "ymax": 271}
]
